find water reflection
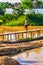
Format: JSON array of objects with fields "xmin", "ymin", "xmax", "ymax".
[
  {"xmin": 32, "ymin": 48, "xmax": 41, "ymax": 54},
  {"xmin": 26, "ymin": 50, "xmax": 30, "ymax": 59},
  {"xmin": 12, "ymin": 47, "xmax": 43, "ymax": 65}
]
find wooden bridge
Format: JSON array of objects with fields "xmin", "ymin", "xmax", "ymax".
[
  {"xmin": 0, "ymin": 29, "xmax": 43, "ymax": 55},
  {"xmin": 0, "ymin": 29, "xmax": 43, "ymax": 42}
]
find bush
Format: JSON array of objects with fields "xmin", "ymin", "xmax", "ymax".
[
  {"xmin": 0, "ymin": 13, "xmax": 43, "ymax": 26},
  {"xmin": 27, "ymin": 14, "xmax": 43, "ymax": 26},
  {"xmin": 3, "ymin": 15, "xmax": 26, "ymax": 26},
  {"xmin": 0, "ymin": 19, "xmax": 3, "ymax": 25}
]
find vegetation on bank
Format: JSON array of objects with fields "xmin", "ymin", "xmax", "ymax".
[
  {"xmin": 0, "ymin": 14, "xmax": 43, "ymax": 26},
  {"xmin": 0, "ymin": 0, "xmax": 43, "ymax": 26}
]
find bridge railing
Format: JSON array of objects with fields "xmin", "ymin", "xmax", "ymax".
[{"xmin": 0, "ymin": 29, "xmax": 43, "ymax": 41}]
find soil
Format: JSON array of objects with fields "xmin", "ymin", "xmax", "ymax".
[{"xmin": 0, "ymin": 56, "xmax": 21, "ymax": 65}]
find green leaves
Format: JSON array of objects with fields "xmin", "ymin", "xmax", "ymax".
[
  {"xmin": 21, "ymin": 0, "xmax": 34, "ymax": 9},
  {"xmin": 27, "ymin": 14, "xmax": 43, "ymax": 26},
  {"xmin": 21, "ymin": 0, "xmax": 42, "ymax": 9}
]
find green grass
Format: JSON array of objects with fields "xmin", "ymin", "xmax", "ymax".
[
  {"xmin": 1, "ymin": 14, "xmax": 43, "ymax": 26},
  {"xmin": 2, "ymin": 15, "xmax": 26, "ymax": 26}
]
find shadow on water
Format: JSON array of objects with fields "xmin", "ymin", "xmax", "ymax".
[
  {"xmin": 17, "ymin": 59, "xmax": 39, "ymax": 65},
  {"xmin": 12, "ymin": 47, "xmax": 43, "ymax": 65},
  {"xmin": 18, "ymin": 59, "xmax": 38, "ymax": 63}
]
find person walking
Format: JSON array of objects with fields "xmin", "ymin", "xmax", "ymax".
[{"xmin": 24, "ymin": 18, "xmax": 28, "ymax": 31}]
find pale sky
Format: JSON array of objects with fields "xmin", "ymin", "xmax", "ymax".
[{"xmin": 0, "ymin": 0, "xmax": 21, "ymax": 3}]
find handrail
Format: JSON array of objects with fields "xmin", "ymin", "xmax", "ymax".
[{"xmin": 0, "ymin": 29, "xmax": 43, "ymax": 35}]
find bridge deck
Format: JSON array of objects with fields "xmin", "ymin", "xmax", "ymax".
[
  {"xmin": 0, "ymin": 29, "xmax": 43, "ymax": 43},
  {"xmin": 0, "ymin": 29, "xmax": 43, "ymax": 55}
]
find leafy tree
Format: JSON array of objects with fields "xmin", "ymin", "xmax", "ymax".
[
  {"xmin": 35, "ymin": 0, "xmax": 42, "ymax": 7},
  {"xmin": 21, "ymin": 0, "xmax": 34, "ymax": 9},
  {"xmin": 0, "ymin": 3, "xmax": 6, "ymax": 15},
  {"xmin": 21, "ymin": 0, "xmax": 42, "ymax": 13}
]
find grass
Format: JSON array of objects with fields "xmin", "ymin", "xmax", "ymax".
[{"xmin": 2, "ymin": 15, "xmax": 26, "ymax": 26}]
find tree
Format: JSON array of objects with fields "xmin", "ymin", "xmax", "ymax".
[
  {"xmin": 17, "ymin": 5, "xmax": 25, "ymax": 16},
  {"xmin": 35, "ymin": 0, "xmax": 42, "ymax": 8},
  {"xmin": 0, "ymin": 2, "xmax": 6, "ymax": 15},
  {"xmin": 35, "ymin": 0, "xmax": 42, "ymax": 13},
  {"xmin": 21, "ymin": 0, "xmax": 34, "ymax": 9},
  {"xmin": 21, "ymin": 0, "xmax": 42, "ymax": 14}
]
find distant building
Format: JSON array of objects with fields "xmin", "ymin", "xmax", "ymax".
[
  {"xmin": 24, "ymin": 9, "xmax": 43, "ymax": 14},
  {"xmin": 5, "ymin": 8, "xmax": 18, "ymax": 14},
  {"xmin": 5, "ymin": 8, "xmax": 14, "ymax": 14},
  {"xmin": 32, "ymin": 0, "xmax": 42, "ymax": 8}
]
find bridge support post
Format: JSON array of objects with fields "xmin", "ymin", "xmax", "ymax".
[
  {"xmin": 26, "ymin": 32, "xmax": 27, "ymax": 38},
  {"xmin": 30, "ymin": 31, "xmax": 32, "ymax": 38},
  {"xmin": 10, "ymin": 34, "xmax": 12, "ymax": 41},
  {"xmin": 2, "ymin": 35, "xmax": 4, "ymax": 41},
  {"xmin": 18, "ymin": 33, "xmax": 19, "ymax": 40},
  {"xmin": 15, "ymin": 33, "xmax": 18, "ymax": 41},
  {"xmin": 22, "ymin": 32, "xmax": 23, "ymax": 39},
  {"xmin": 37, "ymin": 30, "xmax": 40, "ymax": 37},
  {"xmin": 6, "ymin": 34, "xmax": 10, "ymax": 41},
  {"xmin": 32, "ymin": 32, "xmax": 34, "ymax": 38}
]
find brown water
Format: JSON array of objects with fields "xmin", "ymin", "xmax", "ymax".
[
  {"xmin": 12, "ymin": 47, "xmax": 43, "ymax": 65},
  {"xmin": 0, "ymin": 26, "xmax": 43, "ymax": 32}
]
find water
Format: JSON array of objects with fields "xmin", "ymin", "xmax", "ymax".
[{"xmin": 12, "ymin": 47, "xmax": 43, "ymax": 65}]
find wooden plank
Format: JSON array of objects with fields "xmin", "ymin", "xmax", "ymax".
[
  {"xmin": 22, "ymin": 32, "xmax": 24, "ymax": 38},
  {"xmin": 0, "ymin": 29, "xmax": 43, "ymax": 36},
  {"xmin": 30, "ymin": 31, "xmax": 32, "ymax": 38}
]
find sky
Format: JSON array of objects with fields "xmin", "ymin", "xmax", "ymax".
[
  {"xmin": 0, "ymin": 0, "xmax": 43, "ymax": 3},
  {"xmin": 0, "ymin": 0, "xmax": 21, "ymax": 3}
]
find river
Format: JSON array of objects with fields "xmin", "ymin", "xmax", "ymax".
[{"xmin": 12, "ymin": 47, "xmax": 43, "ymax": 65}]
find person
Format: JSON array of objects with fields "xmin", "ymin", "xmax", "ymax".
[{"xmin": 24, "ymin": 18, "xmax": 28, "ymax": 31}]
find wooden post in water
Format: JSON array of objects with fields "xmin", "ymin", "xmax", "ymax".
[
  {"xmin": 32, "ymin": 31, "xmax": 34, "ymax": 38},
  {"xmin": 37, "ymin": 30, "xmax": 40, "ymax": 37},
  {"xmin": 26, "ymin": 32, "xmax": 27, "ymax": 38},
  {"xmin": 30, "ymin": 31, "xmax": 32, "ymax": 38},
  {"xmin": 22, "ymin": 32, "xmax": 23, "ymax": 39},
  {"xmin": 2, "ymin": 35, "xmax": 4, "ymax": 41},
  {"xmin": 18, "ymin": 33, "xmax": 19, "ymax": 40},
  {"xmin": 15, "ymin": 33, "xmax": 18, "ymax": 41},
  {"xmin": 23, "ymin": 32, "xmax": 27, "ymax": 38},
  {"xmin": 10, "ymin": 34, "xmax": 12, "ymax": 41},
  {"xmin": 6, "ymin": 34, "xmax": 10, "ymax": 41}
]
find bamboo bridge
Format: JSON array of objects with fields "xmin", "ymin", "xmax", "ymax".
[
  {"xmin": 0, "ymin": 29, "xmax": 43, "ymax": 55},
  {"xmin": 0, "ymin": 29, "xmax": 43, "ymax": 43}
]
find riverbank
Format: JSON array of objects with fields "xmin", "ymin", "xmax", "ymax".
[
  {"xmin": 0, "ymin": 40, "xmax": 43, "ymax": 56},
  {"xmin": 0, "ymin": 56, "xmax": 21, "ymax": 65}
]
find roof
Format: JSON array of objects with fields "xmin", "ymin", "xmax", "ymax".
[
  {"xmin": 24, "ymin": 9, "xmax": 43, "ymax": 14},
  {"xmin": 5, "ymin": 8, "xmax": 14, "ymax": 14}
]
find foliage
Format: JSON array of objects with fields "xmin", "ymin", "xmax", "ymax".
[
  {"xmin": 27, "ymin": 14, "xmax": 43, "ymax": 26},
  {"xmin": 0, "ymin": 19, "xmax": 3, "ymax": 25},
  {"xmin": 0, "ymin": 1, "xmax": 43, "ymax": 26},
  {"xmin": 1, "ymin": 14, "xmax": 43, "ymax": 26},
  {"xmin": 2, "ymin": 15, "xmax": 26, "ymax": 26},
  {"xmin": 21, "ymin": 0, "xmax": 34, "ymax": 9}
]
